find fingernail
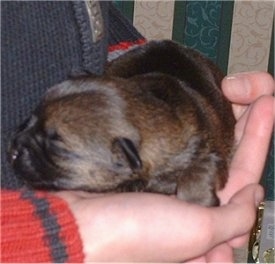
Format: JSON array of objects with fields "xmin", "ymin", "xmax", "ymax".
[
  {"xmin": 254, "ymin": 186, "xmax": 264, "ymax": 207},
  {"xmin": 225, "ymin": 73, "xmax": 251, "ymax": 98}
]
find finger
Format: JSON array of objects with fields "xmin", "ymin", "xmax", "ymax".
[
  {"xmin": 228, "ymin": 232, "xmax": 251, "ymax": 248},
  {"xmin": 222, "ymin": 71, "xmax": 274, "ymax": 105},
  {"xmin": 183, "ymin": 185, "xmax": 262, "ymax": 262},
  {"xmin": 234, "ymin": 103, "xmax": 251, "ymax": 144},
  {"xmin": 184, "ymin": 185, "xmax": 262, "ymax": 261},
  {"xmin": 222, "ymin": 72, "xmax": 274, "ymax": 120},
  {"xmin": 211, "ymin": 184, "xmax": 263, "ymax": 246},
  {"xmin": 205, "ymin": 243, "xmax": 234, "ymax": 262},
  {"xmin": 219, "ymin": 96, "xmax": 274, "ymax": 203},
  {"xmin": 228, "ymin": 191, "xmax": 262, "ymax": 248}
]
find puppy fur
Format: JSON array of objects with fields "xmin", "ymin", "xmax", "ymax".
[{"xmin": 9, "ymin": 40, "xmax": 235, "ymax": 206}]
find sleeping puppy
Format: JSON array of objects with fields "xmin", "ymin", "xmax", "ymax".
[{"xmin": 9, "ymin": 40, "xmax": 235, "ymax": 206}]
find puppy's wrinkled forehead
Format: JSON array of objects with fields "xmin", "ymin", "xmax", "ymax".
[
  {"xmin": 38, "ymin": 78, "xmax": 139, "ymax": 143},
  {"xmin": 43, "ymin": 91, "xmax": 110, "ymax": 129}
]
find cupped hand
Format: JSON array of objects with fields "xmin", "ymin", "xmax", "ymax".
[
  {"xmin": 56, "ymin": 184, "xmax": 263, "ymax": 262},
  {"xmin": 220, "ymin": 71, "xmax": 274, "ymax": 203},
  {"xmin": 189, "ymin": 71, "xmax": 274, "ymax": 262},
  {"xmin": 55, "ymin": 72, "xmax": 274, "ymax": 262}
]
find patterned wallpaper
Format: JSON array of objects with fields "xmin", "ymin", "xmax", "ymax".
[
  {"xmin": 133, "ymin": 1, "xmax": 175, "ymax": 39},
  {"xmin": 227, "ymin": 1, "xmax": 274, "ymax": 74},
  {"xmin": 114, "ymin": 0, "xmax": 274, "ymax": 75},
  {"xmin": 182, "ymin": 1, "xmax": 223, "ymax": 62}
]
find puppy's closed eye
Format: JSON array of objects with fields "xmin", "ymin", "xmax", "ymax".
[{"xmin": 112, "ymin": 137, "xmax": 142, "ymax": 172}]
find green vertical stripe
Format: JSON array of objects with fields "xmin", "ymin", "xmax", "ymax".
[
  {"xmin": 172, "ymin": 1, "xmax": 234, "ymax": 74},
  {"xmin": 172, "ymin": 0, "xmax": 187, "ymax": 44},
  {"xmin": 263, "ymin": 22, "xmax": 274, "ymax": 201},
  {"xmin": 182, "ymin": 1, "xmax": 223, "ymax": 62},
  {"xmin": 113, "ymin": 0, "xmax": 134, "ymax": 22},
  {"xmin": 268, "ymin": 24, "xmax": 274, "ymax": 76},
  {"xmin": 261, "ymin": 137, "xmax": 275, "ymax": 201},
  {"xmin": 216, "ymin": 1, "xmax": 234, "ymax": 74}
]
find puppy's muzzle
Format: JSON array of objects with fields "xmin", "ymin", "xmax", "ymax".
[
  {"xmin": 9, "ymin": 130, "xmax": 29, "ymax": 164},
  {"xmin": 8, "ymin": 123, "xmax": 59, "ymax": 189}
]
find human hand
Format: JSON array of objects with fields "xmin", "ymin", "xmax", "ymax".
[
  {"xmin": 55, "ymin": 71, "xmax": 274, "ymax": 262},
  {"xmin": 188, "ymin": 71, "xmax": 274, "ymax": 262},
  {"xmin": 220, "ymin": 71, "xmax": 274, "ymax": 203},
  {"xmin": 56, "ymin": 184, "xmax": 263, "ymax": 262}
]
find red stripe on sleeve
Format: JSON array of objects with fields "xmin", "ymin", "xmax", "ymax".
[
  {"xmin": 1, "ymin": 190, "xmax": 84, "ymax": 263},
  {"xmin": 108, "ymin": 39, "xmax": 146, "ymax": 52},
  {"xmin": 1, "ymin": 190, "xmax": 52, "ymax": 262}
]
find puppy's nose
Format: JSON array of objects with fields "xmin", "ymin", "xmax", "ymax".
[
  {"xmin": 9, "ymin": 148, "xmax": 19, "ymax": 164},
  {"xmin": 8, "ymin": 133, "xmax": 30, "ymax": 165}
]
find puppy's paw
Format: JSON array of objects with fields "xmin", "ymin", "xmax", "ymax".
[
  {"xmin": 177, "ymin": 184, "xmax": 220, "ymax": 207},
  {"xmin": 175, "ymin": 155, "xmax": 225, "ymax": 207}
]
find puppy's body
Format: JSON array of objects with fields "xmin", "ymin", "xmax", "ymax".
[{"xmin": 9, "ymin": 40, "xmax": 235, "ymax": 206}]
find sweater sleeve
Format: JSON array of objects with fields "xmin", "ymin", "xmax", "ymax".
[{"xmin": 1, "ymin": 189, "xmax": 84, "ymax": 263}]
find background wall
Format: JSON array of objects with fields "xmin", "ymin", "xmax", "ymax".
[{"xmin": 114, "ymin": 0, "xmax": 274, "ymax": 75}]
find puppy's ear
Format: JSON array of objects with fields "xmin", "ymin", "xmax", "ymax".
[
  {"xmin": 112, "ymin": 137, "xmax": 142, "ymax": 172},
  {"xmin": 44, "ymin": 76, "xmax": 100, "ymax": 102}
]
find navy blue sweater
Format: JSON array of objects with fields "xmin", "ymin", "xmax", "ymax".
[{"xmin": 2, "ymin": 1, "xmax": 144, "ymax": 189}]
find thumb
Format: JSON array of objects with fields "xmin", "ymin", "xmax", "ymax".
[
  {"xmin": 210, "ymin": 184, "xmax": 264, "ymax": 246},
  {"xmin": 228, "ymin": 183, "xmax": 264, "ymax": 208}
]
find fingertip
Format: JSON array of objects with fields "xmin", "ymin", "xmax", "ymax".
[
  {"xmin": 228, "ymin": 233, "xmax": 250, "ymax": 248},
  {"xmin": 228, "ymin": 185, "xmax": 264, "ymax": 249},
  {"xmin": 205, "ymin": 243, "xmax": 234, "ymax": 262},
  {"xmin": 229, "ymin": 184, "xmax": 264, "ymax": 208},
  {"xmin": 254, "ymin": 184, "xmax": 264, "ymax": 208},
  {"xmin": 222, "ymin": 71, "xmax": 274, "ymax": 104},
  {"xmin": 222, "ymin": 73, "xmax": 251, "ymax": 102}
]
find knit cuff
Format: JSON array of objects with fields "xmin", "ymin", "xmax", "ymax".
[
  {"xmin": 1, "ymin": 190, "xmax": 84, "ymax": 263},
  {"xmin": 108, "ymin": 39, "xmax": 146, "ymax": 62}
]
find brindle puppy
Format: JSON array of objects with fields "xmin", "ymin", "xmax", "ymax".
[{"xmin": 9, "ymin": 40, "xmax": 235, "ymax": 206}]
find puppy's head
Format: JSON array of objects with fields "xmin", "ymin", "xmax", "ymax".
[{"xmin": 8, "ymin": 78, "xmax": 142, "ymax": 191}]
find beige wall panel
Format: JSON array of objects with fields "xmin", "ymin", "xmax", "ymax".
[
  {"xmin": 133, "ymin": 1, "xmax": 175, "ymax": 40},
  {"xmin": 228, "ymin": 1, "xmax": 274, "ymax": 74}
]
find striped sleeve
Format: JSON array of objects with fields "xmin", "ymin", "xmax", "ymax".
[
  {"xmin": 1, "ymin": 189, "xmax": 84, "ymax": 263},
  {"xmin": 108, "ymin": 39, "xmax": 146, "ymax": 62}
]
